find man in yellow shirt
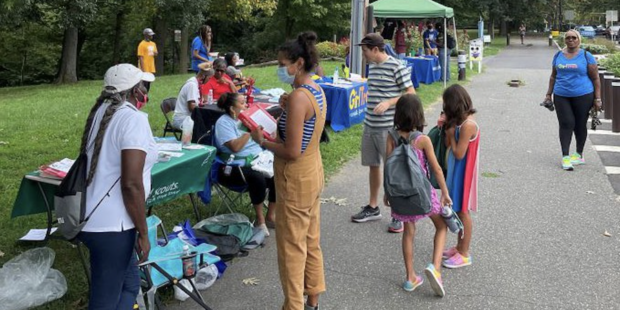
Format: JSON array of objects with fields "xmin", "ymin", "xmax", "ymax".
[{"xmin": 137, "ymin": 28, "xmax": 158, "ymax": 90}]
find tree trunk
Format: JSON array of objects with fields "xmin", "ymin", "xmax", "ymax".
[
  {"xmin": 55, "ymin": 27, "xmax": 79, "ymax": 84},
  {"xmin": 76, "ymin": 27, "xmax": 86, "ymax": 76},
  {"xmin": 500, "ymin": 19, "xmax": 507, "ymax": 36},
  {"xmin": 153, "ymin": 16, "xmax": 167, "ymax": 75},
  {"xmin": 178, "ymin": 27, "xmax": 189, "ymax": 74},
  {"xmin": 112, "ymin": 4, "xmax": 125, "ymax": 65},
  {"xmin": 487, "ymin": 18, "xmax": 495, "ymax": 39}
]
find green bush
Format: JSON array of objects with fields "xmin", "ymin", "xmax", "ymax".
[
  {"xmin": 316, "ymin": 41, "xmax": 346, "ymax": 58},
  {"xmin": 581, "ymin": 44, "xmax": 609, "ymax": 55},
  {"xmin": 582, "ymin": 38, "xmax": 618, "ymax": 54},
  {"xmin": 406, "ymin": 28, "xmax": 423, "ymax": 55},
  {"xmin": 600, "ymin": 53, "xmax": 620, "ymax": 77}
]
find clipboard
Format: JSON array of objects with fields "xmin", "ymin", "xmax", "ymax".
[{"xmin": 238, "ymin": 104, "xmax": 278, "ymax": 142}]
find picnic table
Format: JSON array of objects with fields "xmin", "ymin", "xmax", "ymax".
[
  {"xmin": 319, "ymin": 80, "xmax": 368, "ymax": 132},
  {"xmin": 11, "ymin": 145, "xmax": 216, "ymax": 239},
  {"xmin": 404, "ymin": 56, "xmax": 441, "ymax": 84}
]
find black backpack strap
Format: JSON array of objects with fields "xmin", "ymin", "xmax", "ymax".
[
  {"xmin": 583, "ymin": 50, "xmax": 593, "ymax": 65},
  {"xmin": 552, "ymin": 50, "xmax": 562, "ymax": 68},
  {"xmin": 84, "ymin": 177, "xmax": 120, "ymax": 221}
]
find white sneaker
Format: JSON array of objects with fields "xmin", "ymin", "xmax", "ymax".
[{"xmin": 257, "ymin": 223, "xmax": 270, "ymax": 237}]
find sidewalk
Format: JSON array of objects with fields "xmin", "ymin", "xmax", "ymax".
[{"xmin": 171, "ymin": 38, "xmax": 620, "ymax": 309}]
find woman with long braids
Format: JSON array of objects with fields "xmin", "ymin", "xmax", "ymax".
[
  {"xmin": 191, "ymin": 25, "xmax": 213, "ymax": 72},
  {"xmin": 77, "ymin": 64, "xmax": 157, "ymax": 310},
  {"xmin": 251, "ymin": 31, "xmax": 326, "ymax": 310}
]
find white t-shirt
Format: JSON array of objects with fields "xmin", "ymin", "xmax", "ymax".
[
  {"xmin": 173, "ymin": 77, "xmax": 200, "ymax": 129},
  {"xmin": 83, "ymin": 101, "xmax": 158, "ymax": 232}
]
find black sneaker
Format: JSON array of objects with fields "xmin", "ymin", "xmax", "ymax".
[{"xmin": 351, "ymin": 205, "xmax": 382, "ymax": 223}]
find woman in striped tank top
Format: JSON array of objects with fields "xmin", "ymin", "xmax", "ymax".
[{"xmin": 251, "ymin": 31, "xmax": 326, "ymax": 310}]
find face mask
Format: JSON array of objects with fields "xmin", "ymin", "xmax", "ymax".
[
  {"xmin": 277, "ymin": 66, "xmax": 295, "ymax": 84},
  {"xmin": 135, "ymin": 89, "xmax": 148, "ymax": 110}
]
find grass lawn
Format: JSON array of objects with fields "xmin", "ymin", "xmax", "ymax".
[{"xmin": 0, "ymin": 58, "xmax": 488, "ymax": 309}]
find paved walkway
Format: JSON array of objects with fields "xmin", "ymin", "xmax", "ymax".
[{"xmin": 171, "ymin": 38, "xmax": 620, "ymax": 309}]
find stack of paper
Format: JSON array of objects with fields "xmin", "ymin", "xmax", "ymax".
[
  {"xmin": 154, "ymin": 137, "xmax": 183, "ymax": 152},
  {"xmin": 39, "ymin": 158, "xmax": 75, "ymax": 179}
]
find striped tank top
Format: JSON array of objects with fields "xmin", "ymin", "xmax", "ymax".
[{"xmin": 277, "ymin": 84, "xmax": 324, "ymax": 152}]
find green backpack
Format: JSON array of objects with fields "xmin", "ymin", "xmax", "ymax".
[{"xmin": 427, "ymin": 125, "xmax": 448, "ymax": 189}]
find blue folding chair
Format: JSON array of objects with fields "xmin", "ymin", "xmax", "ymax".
[
  {"xmin": 136, "ymin": 216, "xmax": 220, "ymax": 310},
  {"xmin": 196, "ymin": 126, "xmax": 254, "ymax": 215}
]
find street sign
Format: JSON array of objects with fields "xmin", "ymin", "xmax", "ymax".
[
  {"xmin": 174, "ymin": 30, "xmax": 182, "ymax": 42},
  {"xmin": 564, "ymin": 10, "xmax": 575, "ymax": 21},
  {"xmin": 606, "ymin": 10, "xmax": 618, "ymax": 23}
]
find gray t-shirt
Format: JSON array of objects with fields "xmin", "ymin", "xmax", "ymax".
[{"xmin": 365, "ymin": 55, "xmax": 413, "ymax": 129}]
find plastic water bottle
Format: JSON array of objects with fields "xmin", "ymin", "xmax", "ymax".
[
  {"xmin": 333, "ymin": 67, "xmax": 339, "ymax": 84},
  {"xmin": 441, "ymin": 206, "xmax": 461, "ymax": 233},
  {"xmin": 181, "ymin": 244, "xmax": 196, "ymax": 278},
  {"xmin": 207, "ymin": 89, "xmax": 214, "ymax": 105},
  {"xmin": 224, "ymin": 155, "xmax": 235, "ymax": 176}
]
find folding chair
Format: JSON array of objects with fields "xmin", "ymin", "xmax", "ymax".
[
  {"xmin": 196, "ymin": 127, "xmax": 254, "ymax": 216},
  {"xmin": 136, "ymin": 215, "xmax": 220, "ymax": 310},
  {"xmin": 160, "ymin": 97, "xmax": 182, "ymax": 140}
]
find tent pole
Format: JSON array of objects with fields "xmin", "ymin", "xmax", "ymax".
[
  {"xmin": 443, "ymin": 17, "xmax": 447, "ymax": 88},
  {"xmin": 453, "ymin": 17, "xmax": 458, "ymax": 53}
]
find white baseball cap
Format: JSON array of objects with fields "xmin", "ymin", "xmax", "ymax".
[
  {"xmin": 103, "ymin": 64, "xmax": 155, "ymax": 93},
  {"xmin": 143, "ymin": 28, "xmax": 155, "ymax": 36}
]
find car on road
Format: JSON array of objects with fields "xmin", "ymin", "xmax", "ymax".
[
  {"xmin": 595, "ymin": 25, "xmax": 607, "ymax": 36},
  {"xmin": 577, "ymin": 26, "xmax": 596, "ymax": 39},
  {"xmin": 610, "ymin": 25, "xmax": 620, "ymax": 37}
]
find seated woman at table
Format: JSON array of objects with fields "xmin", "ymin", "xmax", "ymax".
[
  {"xmin": 78, "ymin": 64, "xmax": 157, "ymax": 309},
  {"xmin": 201, "ymin": 58, "xmax": 237, "ymax": 101},
  {"xmin": 214, "ymin": 92, "xmax": 276, "ymax": 235},
  {"xmin": 224, "ymin": 52, "xmax": 247, "ymax": 89}
]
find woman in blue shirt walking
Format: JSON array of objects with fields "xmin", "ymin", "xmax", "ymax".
[{"xmin": 545, "ymin": 30, "xmax": 602, "ymax": 171}]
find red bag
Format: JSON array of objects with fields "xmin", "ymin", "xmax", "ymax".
[{"xmin": 238, "ymin": 104, "xmax": 278, "ymax": 142}]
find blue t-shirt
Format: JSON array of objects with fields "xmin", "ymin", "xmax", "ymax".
[
  {"xmin": 191, "ymin": 36, "xmax": 212, "ymax": 72},
  {"xmin": 553, "ymin": 50, "xmax": 596, "ymax": 97},
  {"xmin": 423, "ymin": 29, "xmax": 438, "ymax": 48},
  {"xmin": 215, "ymin": 114, "xmax": 262, "ymax": 165}
]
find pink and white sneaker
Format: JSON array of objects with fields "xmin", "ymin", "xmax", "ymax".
[
  {"xmin": 442, "ymin": 247, "xmax": 458, "ymax": 260},
  {"xmin": 442, "ymin": 252, "xmax": 472, "ymax": 269}
]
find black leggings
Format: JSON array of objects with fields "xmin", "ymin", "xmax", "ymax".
[
  {"xmin": 554, "ymin": 93, "xmax": 594, "ymax": 156},
  {"xmin": 218, "ymin": 166, "xmax": 275, "ymax": 205}
]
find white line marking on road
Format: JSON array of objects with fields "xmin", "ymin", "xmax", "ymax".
[
  {"xmin": 588, "ymin": 130, "xmax": 620, "ymax": 136},
  {"xmin": 593, "ymin": 145, "xmax": 620, "ymax": 153},
  {"xmin": 605, "ymin": 166, "xmax": 620, "ymax": 175},
  {"xmin": 589, "ymin": 119, "xmax": 611, "ymax": 123}
]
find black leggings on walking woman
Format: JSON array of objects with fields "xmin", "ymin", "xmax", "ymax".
[{"xmin": 554, "ymin": 93, "xmax": 594, "ymax": 156}]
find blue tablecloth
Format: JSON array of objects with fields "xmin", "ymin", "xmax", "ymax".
[
  {"xmin": 405, "ymin": 63, "xmax": 420, "ymax": 89},
  {"xmin": 404, "ymin": 56, "xmax": 441, "ymax": 84},
  {"xmin": 319, "ymin": 81, "xmax": 367, "ymax": 132}
]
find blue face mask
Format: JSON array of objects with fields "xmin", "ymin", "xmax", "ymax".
[{"xmin": 277, "ymin": 66, "xmax": 295, "ymax": 84}]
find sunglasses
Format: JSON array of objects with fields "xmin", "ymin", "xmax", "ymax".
[
  {"xmin": 565, "ymin": 36, "xmax": 578, "ymax": 40},
  {"xmin": 215, "ymin": 69, "xmax": 226, "ymax": 73}
]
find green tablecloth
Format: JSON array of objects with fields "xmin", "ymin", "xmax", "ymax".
[{"xmin": 11, "ymin": 145, "xmax": 216, "ymax": 218}]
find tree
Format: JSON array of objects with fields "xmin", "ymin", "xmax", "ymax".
[
  {"xmin": 271, "ymin": 0, "xmax": 351, "ymax": 39},
  {"xmin": 40, "ymin": 0, "xmax": 98, "ymax": 84}
]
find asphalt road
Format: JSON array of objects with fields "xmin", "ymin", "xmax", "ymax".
[{"xmin": 169, "ymin": 38, "xmax": 620, "ymax": 310}]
